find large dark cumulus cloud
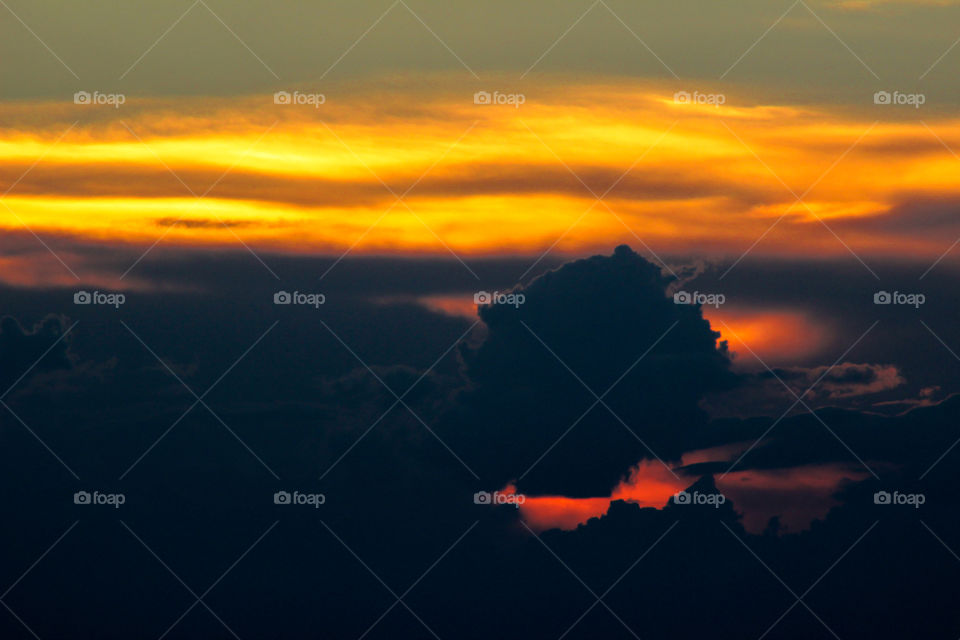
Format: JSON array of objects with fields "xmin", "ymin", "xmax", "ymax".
[{"xmin": 445, "ymin": 245, "xmax": 736, "ymax": 497}]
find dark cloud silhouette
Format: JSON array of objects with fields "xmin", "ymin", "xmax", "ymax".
[
  {"xmin": 2, "ymin": 247, "xmax": 960, "ymax": 639},
  {"xmin": 444, "ymin": 245, "xmax": 736, "ymax": 496},
  {"xmin": 706, "ymin": 362, "xmax": 907, "ymax": 417},
  {"xmin": 0, "ymin": 315, "xmax": 72, "ymax": 393}
]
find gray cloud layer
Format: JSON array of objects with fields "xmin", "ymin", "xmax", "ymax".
[{"xmin": 3, "ymin": 0, "xmax": 960, "ymax": 102}]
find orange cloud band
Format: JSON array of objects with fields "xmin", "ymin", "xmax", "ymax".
[{"xmin": 3, "ymin": 79, "xmax": 960, "ymax": 261}]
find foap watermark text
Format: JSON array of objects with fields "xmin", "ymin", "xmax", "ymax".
[
  {"xmin": 874, "ymin": 291, "xmax": 925, "ymax": 308},
  {"xmin": 274, "ymin": 91, "xmax": 326, "ymax": 108},
  {"xmin": 475, "ymin": 291, "xmax": 525, "ymax": 308},
  {"xmin": 74, "ymin": 91, "xmax": 125, "ymax": 108},
  {"xmin": 674, "ymin": 291, "xmax": 725, "ymax": 308},
  {"xmin": 274, "ymin": 291, "xmax": 326, "ymax": 308},
  {"xmin": 75, "ymin": 290, "xmax": 126, "ymax": 308},
  {"xmin": 474, "ymin": 91, "xmax": 525, "ymax": 108},
  {"xmin": 673, "ymin": 490, "xmax": 726, "ymax": 508},
  {"xmin": 874, "ymin": 91, "xmax": 925, "ymax": 108},
  {"xmin": 874, "ymin": 491, "xmax": 925, "ymax": 508},
  {"xmin": 474, "ymin": 490, "xmax": 526, "ymax": 508},
  {"xmin": 74, "ymin": 490, "xmax": 125, "ymax": 508},
  {"xmin": 274, "ymin": 491, "xmax": 326, "ymax": 508},
  {"xmin": 674, "ymin": 91, "xmax": 726, "ymax": 107}
]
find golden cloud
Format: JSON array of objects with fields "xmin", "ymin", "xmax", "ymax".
[{"xmin": 2, "ymin": 77, "xmax": 960, "ymax": 264}]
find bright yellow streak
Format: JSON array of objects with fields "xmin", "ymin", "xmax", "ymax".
[{"xmin": 2, "ymin": 80, "xmax": 960, "ymax": 260}]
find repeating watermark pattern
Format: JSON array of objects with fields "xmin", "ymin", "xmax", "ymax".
[
  {"xmin": 274, "ymin": 291, "xmax": 326, "ymax": 308},
  {"xmin": 74, "ymin": 91, "xmax": 126, "ymax": 108},
  {"xmin": 874, "ymin": 490, "xmax": 925, "ymax": 508},
  {"xmin": 474, "ymin": 290, "xmax": 525, "ymax": 308},
  {"xmin": 674, "ymin": 91, "xmax": 726, "ymax": 107},
  {"xmin": 874, "ymin": 291, "xmax": 925, "ymax": 308},
  {"xmin": 473, "ymin": 490, "xmax": 526, "ymax": 508},
  {"xmin": 873, "ymin": 91, "xmax": 925, "ymax": 109},
  {"xmin": 274, "ymin": 490, "xmax": 326, "ymax": 508},
  {"xmin": 674, "ymin": 291, "xmax": 726, "ymax": 308},
  {"xmin": 473, "ymin": 91, "xmax": 526, "ymax": 108},
  {"xmin": 274, "ymin": 91, "xmax": 326, "ymax": 108},
  {"xmin": 74, "ymin": 290, "xmax": 126, "ymax": 308},
  {"xmin": 74, "ymin": 490, "xmax": 126, "ymax": 508},
  {"xmin": 672, "ymin": 490, "xmax": 726, "ymax": 508}
]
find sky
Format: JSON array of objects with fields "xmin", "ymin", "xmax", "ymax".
[
  {"xmin": 3, "ymin": 1, "xmax": 960, "ymax": 638},
  {"xmin": 4, "ymin": 0, "xmax": 960, "ymax": 273}
]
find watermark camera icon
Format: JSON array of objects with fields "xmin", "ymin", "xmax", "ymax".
[
  {"xmin": 274, "ymin": 90, "xmax": 325, "ymax": 108},
  {"xmin": 273, "ymin": 290, "xmax": 325, "ymax": 307},
  {"xmin": 674, "ymin": 90, "xmax": 724, "ymax": 107},
  {"xmin": 74, "ymin": 91, "xmax": 125, "ymax": 108},
  {"xmin": 473, "ymin": 491, "xmax": 492, "ymax": 504},
  {"xmin": 472, "ymin": 91, "xmax": 524, "ymax": 107},
  {"xmin": 673, "ymin": 290, "xmax": 724, "ymax": 307},
  {"xmin": 73, "ymin": 490, "xmax": 124, "ymax": 507},
  {"xmin": 874, "ymin": 290, "xmax": 925, "ymax": 307},
  {"xmin": 874, "ymin": 490, "xmax": 925, "ymax": 507},
  {"xmin": 473, "ymin": 290, "xmax": 524, "ymax": 307},
  {"xmin": 672, "ymin": 490, "xmax": 725, "ymax": 507},
  {"xmin": 274, "ymin": 491, "xmax": 292, "ymax": 504},
  {"xmin": 873, "ymin": 90, "xmax": 925, "ymax": 108},
  {"xmin": 73, "ymin": 290, "xmax": 125, "ymax": 307}
]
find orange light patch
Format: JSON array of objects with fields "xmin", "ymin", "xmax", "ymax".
[
  {"xmin": 706, "ymin": 308, "xmax": 831, "ymax": 366},
  {"xmin": 417, "ymin": 295, "xmax": 479, "ymax": 319},
  {"xmin": 518, "ymin": 459, "xmax": 690, "ymax": 531},
  {"xmin": 518, "ymin": 447, "xmax": 866, "ymax": 534}
]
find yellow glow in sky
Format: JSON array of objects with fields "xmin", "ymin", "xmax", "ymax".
[{"xmin": 3, "ymin": 80, "xmax": 960, "ymax": 263}]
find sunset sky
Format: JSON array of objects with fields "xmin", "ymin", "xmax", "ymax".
[
  {"xmin": 3, "ymin": 2, "xmax": 960, "ymax": 638},
  {"xmin": 4, "ymin": 0, "xmax": 960, "ymax": 281}
]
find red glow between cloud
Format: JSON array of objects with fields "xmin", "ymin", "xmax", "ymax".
[{"xmin": 517, "ymin": 449, "xmax": 866, "ymax": 534}]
